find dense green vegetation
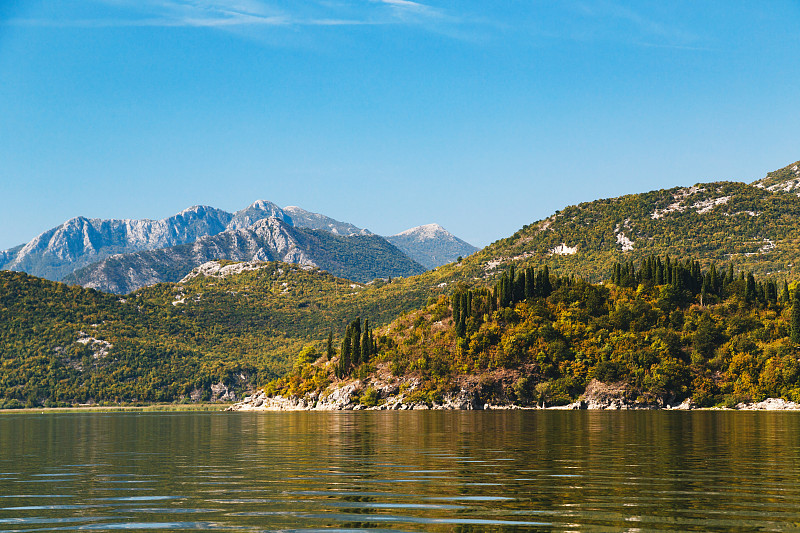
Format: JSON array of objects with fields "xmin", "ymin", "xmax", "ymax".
[
  {"xmin": 0, "ymin": 262, "xmax": 446, "ymax": 406},
  {"xmin": 271, "ymin": 255, "xmax": 800, "ymax": 407}
]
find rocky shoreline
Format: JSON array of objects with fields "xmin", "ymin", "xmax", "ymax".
[{"xmin": 228, "ymin": 379, "xmax": 800, "ymax": 412}]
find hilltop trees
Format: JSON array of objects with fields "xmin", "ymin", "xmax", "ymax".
[
  {"xmin": 451, "ymin": 265, "xmax": 561, "ymax": 339},
  {"xmin": 335, "ymin": 317, "xmax": 376, "ymax": 379}
]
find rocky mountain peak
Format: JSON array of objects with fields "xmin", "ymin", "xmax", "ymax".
[
  {"xmin": 386, "ymin": 223, "xmax": 478, "ymax": 269},
  {"xmin": 177, "ymin": 205, "xmax": 213, "ymax": 216},
  {"xmin": 394, "ymin": 223, "xmax": 449, "ymax": 241},
  {"xmin": 228, "ymin": 200, "xmax": 289, "ymax": 230}
]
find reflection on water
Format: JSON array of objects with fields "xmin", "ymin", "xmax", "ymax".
[{"xmin": 1, "ymin": 411, "xmax": 800, "ymax": 531}]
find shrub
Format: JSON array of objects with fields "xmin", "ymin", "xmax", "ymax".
[{"xmin": 360, "ymin": 387, "xmax": 379, "ymax": 407}]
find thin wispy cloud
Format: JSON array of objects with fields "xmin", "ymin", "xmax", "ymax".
[
  {"xmin": 1, "ymin": 1, "xmax": 708, "ymax": 52},
  {"xmin": 377, "ymin": 0, "xmax": 440, "ymax": 16},
  {"xmin": 2, "ymin": 0, "xmax": 444, "ymax": 29},
  {"xmin": 566, "ymin": 0, "xmax": 705, "ymax": 50}
]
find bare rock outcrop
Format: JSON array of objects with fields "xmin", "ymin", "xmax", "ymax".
[{"xmin": 736, "ymin": 398, "xmax": 800, "ymax": 410}]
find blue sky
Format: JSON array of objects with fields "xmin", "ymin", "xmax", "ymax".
[{"xmin": 1, "ymin": 1, "xmax": 798, "ymax": 249}]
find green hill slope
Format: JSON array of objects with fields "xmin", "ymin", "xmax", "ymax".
[
  {"xmin": 267, "ymin": 256, "xmax": 800, "ymax": 409},
  {"xmin": 463, "ymin": 161, "xmax": 800, "ymax": 283},
  {"xmin": 0, "ymin": 262, "xmax": 445, "ymax": 406}
]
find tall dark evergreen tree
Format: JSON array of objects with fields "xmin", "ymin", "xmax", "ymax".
[
  {"xmin": 326, "ymin": 331, "xmax": 334, "ymax": 361},
  {"xmin": 780, "ymin": 281, "xmax": 790, "ymax": 304},
  {"xmin": 745, "ymin": 273, "xmax": 757, "ymax": 303},
  {"xmin": 351, "ymin": 317, "xmax": 362, "ymax": 366},
  {"xmin": 339, "ymin": 330, "xmax": 351, "ymax": 378},
  {"xmin": 361, "ymin": 319, "xmax": 371, "ymax": 363},
  {"xmin": 524, "ymin": 267, "xmax": 534, "ymax": 299},
  {"xmin": 452, "ymin": 293, "xmax": 462, "ymax": 330},
  {"xmin": 792, "ymin": 290, "xmax": 800, "ymax": 345},
  {"xmin": 456, "ymin": 291, "xmax": 468, "ymax": 337}
]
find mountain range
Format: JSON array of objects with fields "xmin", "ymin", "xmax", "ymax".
[
  {"xmin": 62, "ymin": 217, "xmax": 425, "ymax": 293},
  {"xmin": 1, "ymin": 201, "xmax": 478, "ymax": 293}
]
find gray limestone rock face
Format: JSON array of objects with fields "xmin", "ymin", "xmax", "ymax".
[{"xmin": 3, "ymin": 199, "xmax": 477, "ymax": 291}]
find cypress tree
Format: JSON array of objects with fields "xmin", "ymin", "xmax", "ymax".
[
  {"xmin": 708, "ymin": 265, "xmax": 719, "ymax": 295},
  {"xmin": 665, "ymin": 256, "xmax": 672, "ymax": 283},
  {"xmin": 503, "ymin": 271, "xmax": 513, "ymax": 307},
  {"xmin": 792, "ymin": 290, "xmax": 800, "ymax": 344},
  {"xmin": 542, "ymin": 265, "xmax": 552, "ymax": 296},
  {"xmin": 340, "ymin": 329, "xmax": 351, "ymax": 377},
  {"xmin": 525, "ymin": 267, "xmax": 534, "ymax": 298},
  {"xmin": 640, "ymin": 258, "xmax": 650, "ymax": 282},
  {"xmin": 745, "ymin": 273, "xmax": 756, "ymax": 303},
  {"xmin": 766, "ymin": 281, "xmax": 777, "ymax": 304},
  {"xmin": 692, "ymin": 261, "xmax": 701, "ymax": 292},
  {"xmin": 326, "ymin": 331, "xmax": 334, "ymax": 361},
  {"xmin": 361, "ymin": 320, "xmax": 371, "ymax": 364},
  {"xmin": 351, "ymin": 318, "xmax": 361, "ymax": 366},
  {"xmin": 780, "ymin": 281, "xmax": 790, "ymax": 304},
  {"xmin": 757, "ymin": 282, "xmax": 766, "ymax": 304},
  {"xmin": 701, "ymin": 273, "xmax": 712, "ymax": 299},
  {"xmin": 452, "ymin": 293, "xmax": 461, "ymax": 328},
  {"xmin": 457, "ymin": 292, "xmax": 468, "ymax": 337}
]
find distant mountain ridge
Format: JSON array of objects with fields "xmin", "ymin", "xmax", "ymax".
[
  {"xmin": 0, "ymin": 202, "xmax": 290, "ymax": 281},
  {"xmin": 386, "ymin": 223, "xmax": 478, "ymax": 269},
  {"xmin": 282, "ymin": 206, "xmax": 370, "ymax": 236},
  {"xmin": 1, "ymin": 201, "xmax": 478, "ymax": 286},
  {"xmin": 62, "ymin": 217, "xmax": 426, "ymax": 293}
]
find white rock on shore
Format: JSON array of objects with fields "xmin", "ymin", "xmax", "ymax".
[
  {"xmin": 735, "ymin": 398, "xmax": 800, "ymax": 410},
  {"xmin": 226, "ymin": 377, "xmax": 800, "ymax": 413}
]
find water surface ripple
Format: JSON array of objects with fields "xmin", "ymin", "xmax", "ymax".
[{"xmin": 1, "ymin": 411, "xmax": 800, "ymax": 531}]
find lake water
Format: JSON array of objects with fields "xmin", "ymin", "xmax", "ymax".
[{"xmin": 1, "ymin": 411, "xmax": 800, "ymax": 532}]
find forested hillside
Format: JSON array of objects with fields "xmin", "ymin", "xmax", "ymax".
[
  {"xmin": 0, "ymin": 262, "xmax": 446, "ymax": 407},
  {"xmin": 270, "ymin": 255, "xmax": 800, "ymax": 408}
]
